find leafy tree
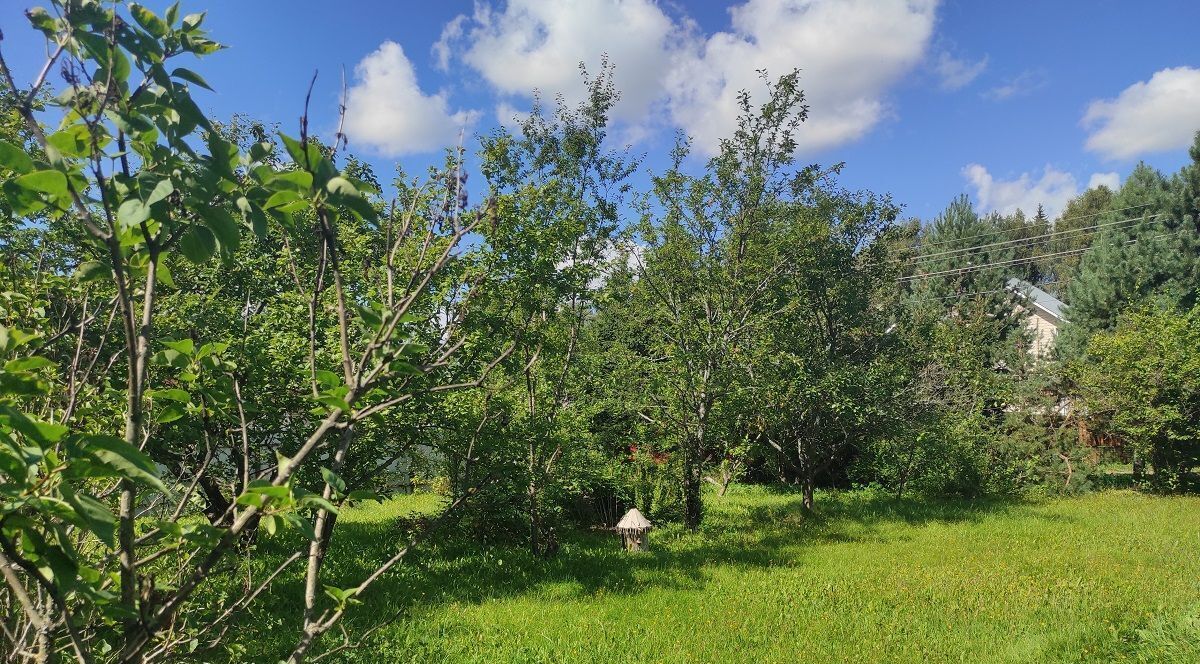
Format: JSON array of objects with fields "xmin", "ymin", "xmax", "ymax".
[
  {"xmin": 1073, "ymin": 305, "xmax": 1200, "ymax": 489},
  {"xmin": 626, "ymin": 71, "xmax": 812, "ymax": 528},
  {"xmin": 460, "ymin": 63, "xmax": 637, "ymax": 552},
  {"xmin": 746, "ymin": 180, "xmax": 901, "ymax": 508},
  {"xmin": 0, "ymin": 3, "xmax": 508, "ymax": 660}
]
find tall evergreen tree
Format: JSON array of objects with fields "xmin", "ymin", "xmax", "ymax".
[
  {"xmin": 1059, "ymin": 151, "xmax": 1200, "ymax": 357},
  {"xmin": 1044, "ymin": 185, "xmax": 1116, "ymax": 298}
]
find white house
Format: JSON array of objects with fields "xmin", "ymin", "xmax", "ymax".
[{"xmin": 1006, "ymin": 278, "xmax": 1066, "ymax": 357}]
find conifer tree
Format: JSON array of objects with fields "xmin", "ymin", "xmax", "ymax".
[{"xmin": 1059, "ymin": 147, "xmax": 1200, "ymax": 358}]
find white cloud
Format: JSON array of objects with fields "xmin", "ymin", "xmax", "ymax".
[
  {"xmin": 494, "ymin": 101, "xmax": 529, "ymax": 130},
  {"xmin": 1087, "ymin": 172, "xmax": 1120, "ymax": 191},
  {"xmin": 432, "ymin": 15, "xmax": 467, "ymax": 71},
  {"xmin": 934, "ymin": 51, "xmax": 987, "ymax": 91},
  {"xmin": 983, "ymin": 69, "xmax": 1046, "ymax": 101},
  {"xmin": 343, "ymin": 42, "xmax": 480, "ymax": 157},
  {"xmin": 665, "ymin": 0, "xmax": 939, "ymax": 155},
  {"xmin": 435, "ymin": 0, "xmax": 939, "ymax": 156},
  {"xmin": 444, "ymin": 0, "xmax": 681, "ymax": 124},
  {"xmin": 1082, "ymin": 66, "xmax": 1200, "ymax": 160},
  {"xmin": 962, "ymin": 164, "xmax": 1118, "ymax": 219}
]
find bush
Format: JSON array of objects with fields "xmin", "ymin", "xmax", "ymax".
[{"xmin": 1073, "ymin": 305, "xmax": 1200, "ymax": 490}]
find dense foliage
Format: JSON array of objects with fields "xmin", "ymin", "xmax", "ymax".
[{"xmin": 0, "ymin": 2, "xmax": 1196, "ymax": 662}]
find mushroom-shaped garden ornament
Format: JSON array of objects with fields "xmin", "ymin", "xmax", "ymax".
[{"xmin": 616, "ymin": 508, "xmax": 652, "ymax": 551}]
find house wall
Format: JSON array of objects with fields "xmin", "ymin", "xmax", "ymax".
[{"xmin": 1025, "ymin": 309, "xmax": 1059, "ymax": 358}]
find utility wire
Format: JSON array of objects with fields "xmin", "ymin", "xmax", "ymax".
[
  {"xmin": 896, "ymin": 229, "xmax": 1186, "ymax": 283},
  {"xmin": 910, "ymin": 203, "xmax": 1153, "ymax": 250},
  {"xmin": 901, "ymin": 213, "xmax": 1164, "ymax": 265},
  {"xmin": 897, "ymin": 247, "xmax": 1093, "ymax": 283}
]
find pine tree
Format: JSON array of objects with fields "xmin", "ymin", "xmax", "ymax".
[
  {"xmin": 1059, "ymin": 143, "xmax": 1200, "ymax": 358},
  {"xmin": 1044, "ymin": 185, "xmax": 1115, "ymax": 298}
]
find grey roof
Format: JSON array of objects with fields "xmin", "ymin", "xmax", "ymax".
[
  {"xmin": 1006, "ymin": 278, "xmax": 1066, "ymax": 322},
  {"xmin": 616, "ymin": 508, "xmax": 652, "ymax": 532}
]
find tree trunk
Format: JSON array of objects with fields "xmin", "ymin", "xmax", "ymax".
[
  {"xmin": 528, "ymin": 473, "xmax": 540, "ymax": 555},
  {"xmin": 717, "ymin": 469, "xmax": 731, "ymax": 497},
  {"xmin": 801, "ymin": 476, "xmax": 815, "ymax": 510},
  {"xmin": 198, "ymin": 475, "xmax": 233, "ymax": 526},
  {"xmin": 683, "ymin": 450, "xmax": 703, "ymax": 530}
]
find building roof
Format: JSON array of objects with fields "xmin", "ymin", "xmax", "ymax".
[
  {"xmin": 616, "ymin": 508, "xmax": 652, "ymax": 532},
  {"xmin": 1006, "ymin": 278, "xmax": 1066, "ymax": 323}
]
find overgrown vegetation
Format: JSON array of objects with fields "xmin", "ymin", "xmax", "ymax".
[{"xmin": 0, "ymin": 2, "xmax": 1198, "ymax": 662}]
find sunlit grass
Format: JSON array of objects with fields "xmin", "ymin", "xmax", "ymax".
[{"xmin": 228, "ymin": 487, "xmax": 1200, "ymax": 663}]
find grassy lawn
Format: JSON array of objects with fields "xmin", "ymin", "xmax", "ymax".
[{"xmin": 234, "ymin": 487, "xmax": 1200, "ymax": 663}]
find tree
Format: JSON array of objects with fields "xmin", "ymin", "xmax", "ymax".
[
  {"xmin": 747, "ymin": 181, "xmax": 901, "ymax": 509},
  {"xmin": 1059, "ymin": 156, "xmax": 1200, "ymax": 358},
  {"xmin": 0, "ymin": 3, "xmax": 509, "ymax": 660},
  {"xmin": 627, "ymin": 71, "xmax": 811, "ymax": 528},
  {"xmin": 463, "ymin": 62, "xmax": 637, "ymax": 552},
  {"xmin": 1043, "ymin": 184, "xmax": 1115, "ymax": 298},
  {"xmin": 1073, "ymin": 305, "xmax": 1200, "ymax": 489}
]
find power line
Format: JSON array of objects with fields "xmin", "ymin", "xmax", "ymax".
[
  {"xmin": 896, "ymin": 229, "xmax": 1186, "ymax": 283},
  {"xmin": 902, "ymin": 213, "xmax": 1163, "ymax": 265},
  {"xmin": 897, "ymin": 247, "xmax": 1093, "ymax": 283},
  {"xmin": 910, "ymin": 203, "xmax": 1153, "ymax": 250}
]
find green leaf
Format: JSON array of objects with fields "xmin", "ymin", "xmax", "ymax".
[
  {"xmin": 82, "ymin": 435, "xmax": 168, "ymax": 492},
  {"xmin": 0, "ymin": 405, "xmax": 68, "ymax": 445},
  {"xmin": 262, "ymin": 513, "xmax": 279, "ymax": 536},
  {"xmin": 320, "ymin": 467, "xmax": 347, "ymax": 495},
  {"xmin": 181, "ymin": 11, "xmax": 206, "ymax": 31},
  {"xmin": 236, "ymin": 480, "xmax": 290, "ymax": 507},
  {"xmin": 313, "ymin": 394, "xmax": 351, "ymax": 413},
  {"xmin": 248, "ymin": 141, "xmax": 272, "ymax": 163},
  {"xmin": 299, "ymin": 493, "xmax": 338, "ymax": 514},
  {"xmin": 46, "ymin": 126, "xmax": 92, "ymax": 158},
  {"xmin": 63, "ymin": 490, "xmax": 116, "ymax": 544},
  {"xmin": 0, "ymin": 140, "xmax": 34, "ymax": 174},
  {"xmin": 185, "ymin": 38, "xmax": 223, "ymax": 56},
  {"xmin": 263, "ymin": 189, "xmax": 302, "ymax": 210},
  {"xmin": 146, "ymin": 388, "xmax": 190, "ymax": 402},
  {"xmin": 325, "ymin": 176, "xmax": 359, "ymax": 198},
  {"xmin": 154, "ymin": 404, "xmax": 186, "ymax": 424},
  {"xmin": 144, "ymin": 178, "xmax": 174, "ymax": 206},
  {"xmin": 13, "ymin": 170, "xmax": 67, "ymax": 197},
  {"xmin": 130, "ymin": 4, "xmax": 168, "ymax": 37},
  {"xmin": 161, "ymin": 339, "xmax": 195, "ymax": 355},
  {"xmin": 117, "ymin": 198, "xmax": 151, "ymax": 230},
  {"xmin": 157, "ymin": 260, "xmax": 175, "ymax": 288},
  {"xmin": 178, "ymin": 225, "xmax": 217, "ymax": 264},
  {"xmin": 323, "ymin": 585, "xmax": 360, "ymax": 608},
  {"xmin": 195, "ymin": 341, "xmax": 229, "ymax": 359},
  {"xmin": 200, "ymin": 208, "xmax": 240, "ymax": 254},
  {"xmin": 285, "ymin": 513, "xmax": 316, "ymax": 541},
  {"xmin": 75, "ymin": 260, "xmax": 110, "ymax": 282},
  {"xmin": 240, "ymin": 199, "xmax": 268, "ymax": 239},
  {"xmin": 268, "ymin": 170, "xmax": 313, "ymax": 192},
  {"xmin": 279, "ymin": 133, "xmax": 307, "ymax": 165},
  {"xmin": 171, "ymin": 67, "xmax": 213, "ymax": 91},
  {"xmin": 4, "ymin": 356, "xmax": 54, "ymax": 372},
  {"xmin": 25, "ymin": 7, "xmax": 56, "ymax": 37}
]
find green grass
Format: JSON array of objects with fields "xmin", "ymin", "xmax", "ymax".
[{"xmin": 231, "ymin": 487, "xmax": 1200, "ymax": 663}]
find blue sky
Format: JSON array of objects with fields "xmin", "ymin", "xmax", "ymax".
[{"xmin": 3, "ymin": 0, "xmax": 1199, "ymax": 221}]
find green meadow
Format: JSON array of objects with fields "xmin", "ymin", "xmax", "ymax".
[{"xmin": 231, "ymin": 488, "xmax": 1200, "ymax": 663}]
